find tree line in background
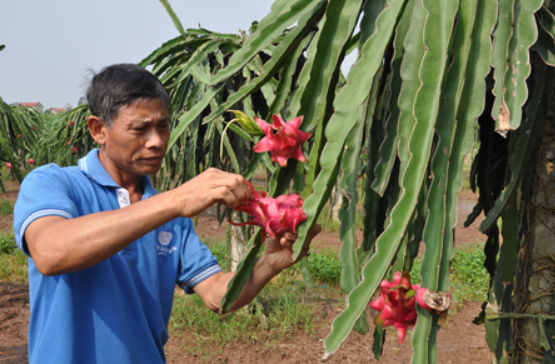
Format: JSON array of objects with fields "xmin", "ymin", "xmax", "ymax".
[{"xmin": 5, "ymin": 0, "xmax": 555, "ymax": 362}]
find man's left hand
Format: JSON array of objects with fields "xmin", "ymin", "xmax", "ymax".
[{"xmin": 263, "ymin": 223, "xmax": 322, "ymax": 273}]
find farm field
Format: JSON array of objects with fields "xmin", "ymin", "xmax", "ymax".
[{"xmin": 0, "ymin": 180, "xmax": 491, "ymax": 363}]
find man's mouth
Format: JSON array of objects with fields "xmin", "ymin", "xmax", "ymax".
[{"xmin": 142, "ymin": 156, "xmax": 164, "ymax": 164}]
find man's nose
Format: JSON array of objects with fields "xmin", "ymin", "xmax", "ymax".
[{"xmin": 145, "ymin": 129, "xmax": 166, "ymax": 149}]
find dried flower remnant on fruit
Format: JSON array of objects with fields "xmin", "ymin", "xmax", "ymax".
[
  {"xmin": 230, "ymin": 181, "xmax": 307, "ymax": 243},
  {"xmin": 253, "ymin": 115, "xmax": 311, "ymax": 167}
]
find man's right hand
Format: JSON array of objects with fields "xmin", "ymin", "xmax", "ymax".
[{"xmin": 173, "ymin": 168, "xmax": 255, "ymax": 218}]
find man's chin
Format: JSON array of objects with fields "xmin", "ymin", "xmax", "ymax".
[{"xmin": 137, "ymin": 163, "xmax": 163, "ymax": 176}]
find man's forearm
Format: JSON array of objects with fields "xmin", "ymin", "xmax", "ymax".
[
  {"xmin": 26, "ymin": 190, "xmax": 180, "ymax": 275},
  {"xmin": 195, "ymin": 252, "xmax": 282, "ymax": 313}
]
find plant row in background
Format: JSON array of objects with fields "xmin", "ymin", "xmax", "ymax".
[{"xmin": 0, "ymin": 100, "xmax": 95, "ymax": 186}]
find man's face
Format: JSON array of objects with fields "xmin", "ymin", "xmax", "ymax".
[{"xmin": 100, "ymin": 98, "xmax": 170, "ymax": 177}]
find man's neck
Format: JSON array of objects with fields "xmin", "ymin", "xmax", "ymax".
[{"xmin": 98, "ymin": 151, "xmax": 144, "ymax": 203}]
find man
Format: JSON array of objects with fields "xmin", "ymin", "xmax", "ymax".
[{"xmin": 14, "ymin": 64, "xmax": 319, "ymax": 364}]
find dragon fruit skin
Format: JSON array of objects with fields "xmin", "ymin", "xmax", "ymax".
[
  {"xmin": 253, "ymin": 115, "xmax": 311, "ymax": 167},
  {"xmin": 231, "ymin": 181, "xmax": 307, "ymax": 243}
]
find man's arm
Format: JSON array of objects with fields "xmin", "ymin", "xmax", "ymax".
[
  {"xmin": 193, "ymin": 226, "xmax": 321, "ymax": 314},
  {"xmin": 25, "ymin": 168, "xmax": 254, "ymax": 276}
]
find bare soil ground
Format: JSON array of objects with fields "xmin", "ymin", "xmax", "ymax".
[{"xmin": 0, "ymin": 181, "xmax": 491, "ymax": 363}]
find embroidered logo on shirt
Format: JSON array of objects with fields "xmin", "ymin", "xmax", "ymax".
[
  {"xmin": 159, "ymin": 231, "xmax": 173, "ymax": 246},
  {"xmin": 157, "ymin": 231, "xmax": 177, "ymax": 256}
]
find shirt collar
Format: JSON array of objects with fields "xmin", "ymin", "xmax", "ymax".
[{"xmin": 78, "ymin": 149, "xmax": 158, "ymax": 198}]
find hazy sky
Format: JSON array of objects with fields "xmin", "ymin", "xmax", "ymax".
[{"xmin": 0, "ymin": 0, "xmax": 278, "ymax": 109}]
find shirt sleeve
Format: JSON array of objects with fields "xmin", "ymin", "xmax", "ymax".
[
  {"xmin": 13, "ymin": 164, "xmax": 79, "ymax": 256},
  {"xmin": 176, "ymin": 218, "xmax": 222, "ymax": 294}
]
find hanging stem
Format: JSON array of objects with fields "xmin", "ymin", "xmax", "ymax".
[{"xmin": 220, "ymin": 119, "xmax": 238, "ymax": 160}]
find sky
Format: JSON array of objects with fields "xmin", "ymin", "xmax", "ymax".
[{"xmin": 0, "ymin": 0, "xmax": 282, "ymax": 109}]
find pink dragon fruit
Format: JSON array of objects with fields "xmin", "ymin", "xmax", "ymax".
[
  {"xmin": 6, "ymin": 162, "xmax": 12, "ymax": 169},
  {"xmin": 370, "ymin": 272, "xmax": 435, "ymax": 345},
  {"xmin": 69, "ymin": 120, "xmax": 75, "ymax": 127},
  {"xmin": 231, "ymin": 181, "xmax": 307, "ymax": 243},
  {"xmin": 253, "ymin": 115, "xmax": 311, "ymax": 167},
  {"xmin": 28, "ymin": 158, "xmax": 35, "ymax": 165}
]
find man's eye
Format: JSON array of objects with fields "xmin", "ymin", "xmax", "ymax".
[
  {"xmin": 159, "ymin": 124, "xmax": 170, "ymax": 129},
  {"xmin": 134, "ymin": 127, "xmax": 147, "ymax": 131}
]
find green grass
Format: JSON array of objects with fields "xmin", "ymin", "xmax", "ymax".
[
  {"xmin": 284, "ymin": 247, "xmax": 342, "ymax": 284},
  {"xmin": 0, "ymin": 199, "xmax": 13, "ymax": 215},
  {"xmin": 204, "ymin": 237, "xmax": 231, "ymax": 272},
  {"xmin": 0, "ymin": 232, "xmax": 27, "ymax": 283},
  {"xmin": 169, "ymin": 276, "xmax": 322, "ymax": 358},
  {"xmin": 409, "ymin": 243, "xmax": 489, "ymax": 302},
  {"xmin": 0, "ymin": 232, "xmax": 17, "ymax": 254}
]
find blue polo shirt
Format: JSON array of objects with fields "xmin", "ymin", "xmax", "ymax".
[{"xmin": 13, "ymin": 149, "xmax": 222, "ymax": 364}]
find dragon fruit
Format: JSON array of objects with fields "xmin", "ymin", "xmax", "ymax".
[
  {"xmin": 253, "ymin": 115, "xmax": 311, "ymax": 167},
  {"xmin": 28, "ymin": 158, "xmax": 35, "ymax": 165},
  {"xmin": 231, "ymin": 181, "xmax": 306, "ymax": 243},
  {"xmin": 6, "ymin": 162, "xmax": 12, "ymax": 169},
  {"xmin": 370, "ymin": 271, "xmax": 436, "ymax": 345},
  {"xmin": 69, "ymin": 120, "xmax": 75, "ymax": 127}
]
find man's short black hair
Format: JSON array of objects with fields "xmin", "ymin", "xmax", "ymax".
[{"xmin": 86, "ymin": 64, "xmax": 170, "ymax": 127}]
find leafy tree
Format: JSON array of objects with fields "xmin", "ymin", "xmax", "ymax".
[
  {"xmin": 33, "ymin": 104, "xmax": 94, "ymax": 167},
  {"xmin": 0, "ymin": 98, "xmax": 41, "ymax": 191}
]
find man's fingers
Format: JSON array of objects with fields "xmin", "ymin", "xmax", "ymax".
[
  {"xmin": 284, "ymin": 231, "xmax": 297, "ymax": 241},
  {"xmin": 231, "ymin": 186, "xmax": 250, "ymax": 207},
  {"xmin": 214, "ymin": 187, "xmax": 240, "ymax": 208},
  {"xmin": 227, "ymin": 175, "xmax": 256, "ymax": 206},
  {"xmin": 279, "ymin": 236, "xmax": 294, "ymax": 249}
]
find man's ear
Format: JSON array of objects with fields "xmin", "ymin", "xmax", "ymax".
[{"xmin": 88, "ymin": 116, "xmax": 107, "ymax": 145}]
